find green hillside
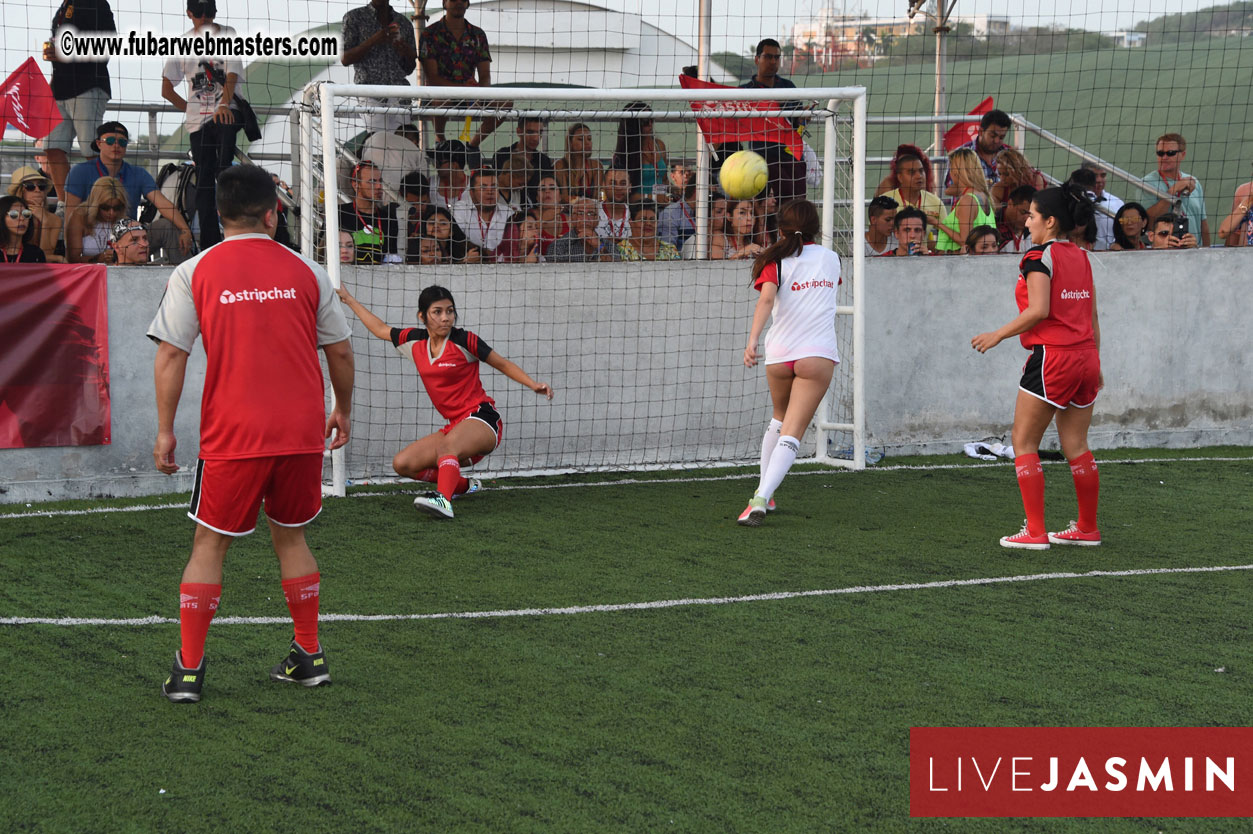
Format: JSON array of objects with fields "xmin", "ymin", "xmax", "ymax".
[{"xmin": 803, "ymin": 37, "xmax": 1253, "ymax": 226}]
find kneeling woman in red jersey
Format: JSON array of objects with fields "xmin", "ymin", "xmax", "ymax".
[
  {"xmin": 337, "ymin": 285, "xmax": 554, "ymax": 519},
  {"xmin": 737, "ymin": 199, "xmax": 842, "ymax": 526},
  {"xmin": 972, "ymin": 181, "xmax": 1103, "ymax": 549}
]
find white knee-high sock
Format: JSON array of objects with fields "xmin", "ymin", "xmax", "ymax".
[
  {"xmin": 757, "ymin": 435, "xmax": 799, "ymax": 501},
  {"xmin": 760, "ymin": 419, "xmax": 784, "ymax": 477}
]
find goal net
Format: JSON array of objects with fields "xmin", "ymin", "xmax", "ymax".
[{"xmin": 296, "ymin": 84, "xmax": 866, "ymax": 492}]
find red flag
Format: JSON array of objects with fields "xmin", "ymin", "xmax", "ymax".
[
  {"xmin": 677, "ymin": 75, "xmax": 803, "ymax": 158},
  {"xmin": 942, "ymin": 97, "xmax": 994, "ymax": 153},
  {"xmin": 0, "ymin": 57, "xmax": 63, "ymax": 140},
  {"xmin": 0, "ymin": 264, "xmax": 110, "ymax": 448}
]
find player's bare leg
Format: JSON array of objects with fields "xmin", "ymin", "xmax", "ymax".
[
  {"xmin": 1001, "ymin": 391, "xmax": 1058, "ymax": 549},
  {"xmin": 740, "ymin": 358, "xmax": 833, "ymax": 526},
  {"xmin": 408, "ymin": 420, "xmax": 497, "ymax": 518}
]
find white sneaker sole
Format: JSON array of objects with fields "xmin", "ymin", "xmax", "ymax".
[
  {"xmin": 1048, "ymin": 534, "xmax": 1101, "ymax": 546},
  {"xmin": 413, "ymin": 496, "xmax": 454, "ymax": 519},
  {"xmin": 999, "ymin": 537, "xmax": 1050, "ymax": 550}
]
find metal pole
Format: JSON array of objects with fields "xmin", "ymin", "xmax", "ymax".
[
  {"xmin": 320, "ymin": 83, "xmax": 347, "ymax": 498},
  {"xmin": 694, "ymin": 0, "xmax": 712, "ymax": 260},
  {"xmin": 851, "ymin": 91, "xmax": 867, "ymax": 471}
]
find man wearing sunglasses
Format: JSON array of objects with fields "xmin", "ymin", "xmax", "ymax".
[
  {"xmin": 63, "ymin": 122, "xmax": 195, "ymax": 255},
  {"xmin": 1143, "ymin": 133, "xmax": 1208, "ymax": 247}
]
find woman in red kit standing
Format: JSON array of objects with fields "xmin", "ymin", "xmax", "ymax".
[{"xmin": 972, "ymin": 180, "xmax": 1103, "ymax": 550}]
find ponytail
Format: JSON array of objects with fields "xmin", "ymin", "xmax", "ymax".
[
  {"xmin": 750, "ymin": 199, "xmax": 820, "ymax": 283},
  {"xmin": 1030, "ymin": 180, "xmax": 1095, "ymax": 234}
]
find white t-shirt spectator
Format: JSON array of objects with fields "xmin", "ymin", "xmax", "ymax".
[
  {"xmin": 1090, "ymin": 190, "xmax": 1124, "ymax": 252},
  {"xmin": 452, "ymin": 196, "xmax": 510, "ymax": 253},
  {"xmin": 162, "ymin": 26, "xmax": 244, "ymax": 134}
]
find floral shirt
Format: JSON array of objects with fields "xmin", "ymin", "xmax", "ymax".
[
  {"xmin": 342, "ymin": 4, "xmax": 417, "ymax": 86},
  {"xmin": 419, "ymin": 19, "xmax": 491, "ymax": 85},
  {"xmin": 617, "ymin": 239, "xmax": 680, "ymax": 261}
]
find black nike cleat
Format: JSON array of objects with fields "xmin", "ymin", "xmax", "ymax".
[
  {"xmin": 162, "ymin": 652, "xmax": 205, "ymax": 703},
  {"xmin": 269, "ymin": 640, "xmax": 331, "ymax": 687}
]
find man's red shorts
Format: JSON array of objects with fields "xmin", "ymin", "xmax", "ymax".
[
  {"xmin": 1019, "ymin": 344, "xmax": 1101, "ymax": 409},
  {"xmin": 189, "ymin": 453, "xmax": 323, "ymax": 536}
]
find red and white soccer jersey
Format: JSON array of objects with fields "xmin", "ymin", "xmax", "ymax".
[
  {"xmin": 391, "ymin": 326, "xmax": 494, "ymax": 420},
  {"xmin": 147, "ymin": 233, "xmax": 352, "ymax": 459},
  {"xmin": 1016, "ymin": 240, "xmax": 1096, "ymax": 349},
  {"xmin": 753, "ymin": 242, "xmax": 842, "ymax": 365}
]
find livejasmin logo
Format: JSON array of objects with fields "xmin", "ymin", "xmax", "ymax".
[
  {"xmin": 910, "ymin": 727, "xmax": 1253, "ymax": 817},
  {"xmin": 219, "ymin": 287, "xmax": 298, "ymax": 304}
]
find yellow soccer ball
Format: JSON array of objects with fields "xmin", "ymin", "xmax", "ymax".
[{"xmin": 719, "ymin": 150, "xmax": 769, "ymax": 199}]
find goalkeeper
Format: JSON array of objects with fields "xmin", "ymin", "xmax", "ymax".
[{"xmin": 337, "ymin": 284, "xmax": 553, "ymax": 519}]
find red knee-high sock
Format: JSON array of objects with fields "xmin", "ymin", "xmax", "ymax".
[
  {"xmin": 436, "ymin": 455, "xmax": 461, "ymax": 500},
  {"xmin": 282, "ymin": 572, "xmax": 321, "ymax": 653},
  {"xmin": 1068, "ymin": 451, "xmax": 1100, "ymax": 532},
  {"xmin": 1014, "ymin": 454, "xmax": 1046, "ymax": 536},
  {"xmin": 414, "ymin": 467, "xmax": 439, "ymax": 483},
  {"xmin": 179, "ymin": 582, "xmax": 220, "ymax": 669}
]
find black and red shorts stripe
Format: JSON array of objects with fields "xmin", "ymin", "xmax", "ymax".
[{"xmin": 1019, "ymin": 344, "xmax": 1101, "ymax": 409}]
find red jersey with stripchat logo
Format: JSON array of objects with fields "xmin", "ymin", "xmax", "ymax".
[
  {"xmin": 391, "ymin": 326, "xmax": 494, "ymax": 420},
  {"xmin": 1016, "ymin": 239, "xmax": 1096, "ymax": 349},
  {"xmin": 146, "ymin": 233, "xmax": 351, "ymax": 459}
]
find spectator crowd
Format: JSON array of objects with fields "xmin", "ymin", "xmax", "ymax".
[{"xmin": 6, "ymin": 0, "xmax": 1252, "ymax": 269}]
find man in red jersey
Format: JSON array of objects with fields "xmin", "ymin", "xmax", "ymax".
[{"xmin": 147, "ymin": 165, "xmax": 355, "ymax": 703}]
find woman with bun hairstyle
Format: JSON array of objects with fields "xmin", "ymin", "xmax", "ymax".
[{"xmin": 971, "ymin": 180, "xmax": 1103, "ymax": 549}]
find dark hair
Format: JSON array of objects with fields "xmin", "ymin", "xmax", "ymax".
[
  {"xmin": 966, "ymin": 225, "xmax": 999, "ymax": 251},
  {"xmin": 750, "ymin": 199, "xmax": 819, "ymax": 282},
  {"xmin": 628, "ymin": 197, "xmax": 659, "ymax": 220},
  {"xmin": 400, "ymin": 170, "xmax": 429, "ymax": 199},
  {"xmin": 893, "ymin": 206, "xmax": 928, "ymax": 230},
  {"xmin": 1154, "ymin": 212, "xmax": 1182, "ymax": 231},
  {"xmin": 0, "ymin": 195, "xmax": 37, "ymax": 247},
  {"xmin": 518, "ymin": 116, "xmax": 546, "ymax": 130},
  {"xmin": 1112, "ymin": 201, "xmax": 1148, "ymax": 249},
  {"xmin": 90, "ymin": 121, "xmax": 129, "ymax": 153},
  {"xmin": 1007, "ymin": 184, "xmax": 1037, "ymax": 206},
  {"xmin": 1068, "ymin": 168, "xmax": 1097, "ymax": 191},
  {"xmin": 469, "ymin": 167, "xmax": 496, "ymax": 187},
  {"xmin": 216, "ymin": 165, "xmax": 276, "ymax": 225},
  {"xmin": 420, "ymin": 204, "xmax": 475, "ymax": 261},
  {"xmin": 1030, "ymin": 180, "xmax": 1094, "ymax": 234},
  {"xmin": 417, "ymin": 285, "xmax": 456, "ymax": 321},
  {"xmin": 612, "ymin": 102, "xmax": 651, "ymax": 192},
  {"xmin": 980, "ymin": 109, "xmax": 1011, "ymax": 131},
  {"xmin": 187, "ymin": 0, "xmax": 217, "ymax": 16},
  {"xmin": 890, "ymin": 144, "xmax": 934, "ymax": 192},
  {"xmin": 755, "ymin": 38, "xmax": 781, "ymax": 57},
  {"xmin": 868, "ymin": 195, "xmax": 898, "ymax": 219}
]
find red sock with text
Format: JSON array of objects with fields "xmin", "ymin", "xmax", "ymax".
[
  {"xmin": 179, "ymin": 583, "xmax": 220, "ymax": 669},
  {"xmin": 282, "ymin": 572, "xmax": 321, "ymax": 653},
  {"xmin": 413, "ymin": 467, "xmax": 439, "ymax": 483},
  {"xmin": 437, "ymin": 455, "xmax": 461, "ymax": 500},
  {"xmin": 1014, "ymin": 454, "xmax": 1046, "ymax": 536},
  {"xmin": 1068, "ymin": 451, "xmax": 1100, "ymax": 532}
]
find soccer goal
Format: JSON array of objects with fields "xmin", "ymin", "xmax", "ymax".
[{"xmin": 295, "ymin": 83, "xmax": 866, "ymax": 494}]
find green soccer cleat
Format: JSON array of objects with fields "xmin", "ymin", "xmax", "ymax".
[
  {"xmin": 414, "ymin": 491, "xmax": 454, "ymax": 519},
  {"xmin": 162, "ymin": 651, "xmax": 205, "ymax": 704},
  {"xmin": 737, "ymin": 496, "xmax": 768, "ymax": 527},
  {"xmin": 269, "ymin": 640, "xmax": 331, "ymax": 687}
]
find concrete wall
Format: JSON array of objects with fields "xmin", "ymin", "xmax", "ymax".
[{"xmin": 1, "ymin": 248, "xmax": 1248, "ymax": 504}]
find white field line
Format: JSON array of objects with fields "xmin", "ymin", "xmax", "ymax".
[
  {"xmin": 2, "ymin": 564, "xmax": 1250, "ymax": 627},
  {"xmin": 1, "ymin": 456, "xmax": 1248, "ymax": 520}
]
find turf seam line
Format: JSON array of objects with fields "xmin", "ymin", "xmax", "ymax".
[
  {"xmin": 1, "ymin": 456, "xmax": 1248, "ymax": 519},
  {"xmin": 4, "ymin": 564, "xmax": 1250, "ymax": 627}
]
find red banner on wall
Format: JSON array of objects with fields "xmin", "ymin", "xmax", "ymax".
[
  {"xmin": 0, "ymin": 263, "xmax": 111, "ymax": 448},
  {"xmin": 942, "ymin": 96, "xmax": 995, "ymax": 153},
  {"xmin": 911, "ymin": 727, "xmax": 1253, "ymax": 817},
  {"xmin": 677, "ymin": 75, "xmax": 803, "ymax": 158}
]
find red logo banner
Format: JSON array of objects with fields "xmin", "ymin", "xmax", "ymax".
[
  {"xmin": 0, "ymin": 264, "xmax": 111, "ymax": 448},
  {"xmin": 677, "ymin": 75, "xmax": 803, "ymax": 158},
  {"xmin": 0, "ymin": 57, "xmax": 63, "ymax": 140},
  {"xmin": 942, "ymin": 96, "xmax": 994, "ymax": 153},
  {"xmin": 911, "ymin": 727, "xmax": 1253, "ymax": 817}
]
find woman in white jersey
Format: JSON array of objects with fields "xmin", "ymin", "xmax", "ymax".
[{"xmin": 738, "ymin": 199, "xmax": 841, "ymax": 526}]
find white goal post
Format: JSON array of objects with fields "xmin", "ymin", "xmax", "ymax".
[{"xmin": 297, "ymin": 84, "xmax": 867, "ymax": 495}]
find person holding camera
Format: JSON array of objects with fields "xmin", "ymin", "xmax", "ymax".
[
  {"xmin": 342, "ymin": 0, "xmax": 418, "ymax": 133},
  {"xmin": 1143, "ymin": 133, "xmax": 1209, "ymax": 247},
  {"xmin": 1150, "ymin": 213, "xmax": 1198, "ymax": 250}
]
